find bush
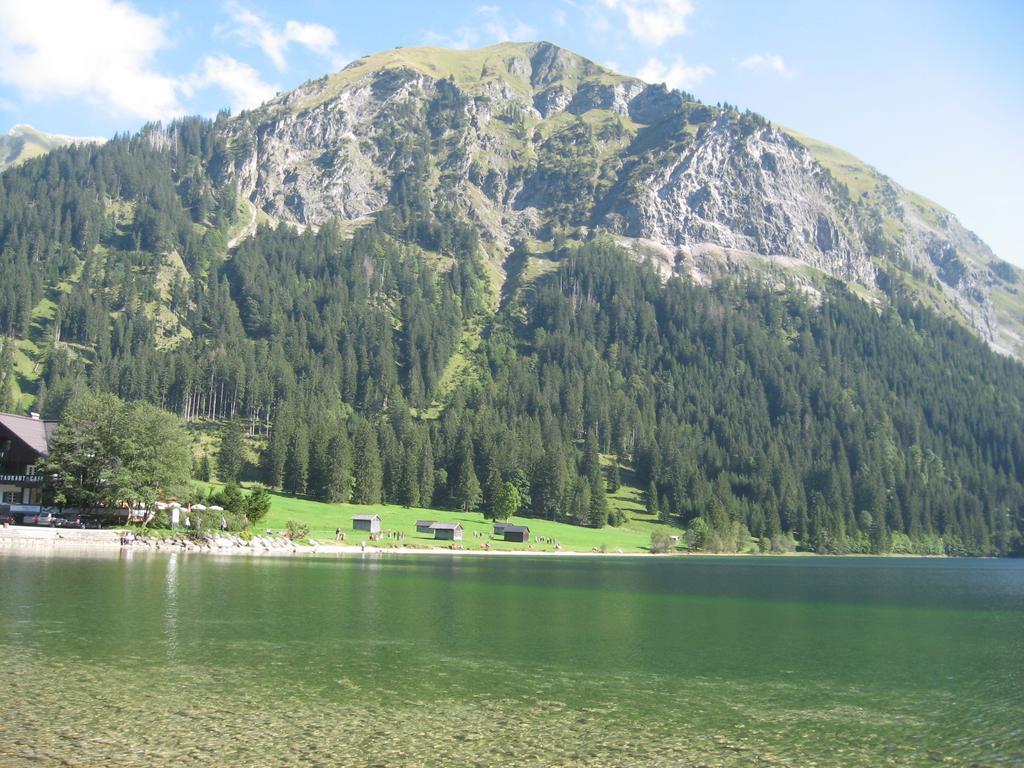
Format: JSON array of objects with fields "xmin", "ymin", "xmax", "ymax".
[
  {"xmin": 285, "ymin": 520, "xmax": 309, "ymax": 539},
  {"xmin": 761, "ymin": 533, "xmax": 797, "ymax": 553},
  {"xmin": 650, "ymin": 531, "xmax": 674, "ymax": 554}
]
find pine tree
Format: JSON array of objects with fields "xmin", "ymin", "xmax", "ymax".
[
  {"xmin": 399, "ymin": 436, "xmax": 421, "ymax": 507},
  {"xmin": 352, "ymin": 421, "xmax": 383, "ymax": 505},
  {"xmin": 570, "ymin": 477, "xmax": 591, "ymax": 526},
  {"xmin": 283, "ymin": 423, "xmax": 309, "ymax": 496},
  {"xmin": 481, "ymin": 456, "xmax": 502, "ymax": 518},
  {"xmin": 454, "ymin": 434, "xmax": 481, "ymax": 512},
  {"xmin": 419, "ymin": 434, "xmax": 435, "ymax": 508},
  {"xmin": 608, "ymin": 461, "xmax": 621, "ymax": 493},
  {"xmin": 646, "ymin": 479, "xmax": 659, "ymax": 516},
  {"xmin": 324, "ymin": 432, "xmax": 353, "ymax": 503},
  {"xmin": 582, "ymin": 426, "xmax": 601, "ymax": 483},
  {"xmin": 307, "ymin": 426, "xmax": 332, "ymax": 501},
  {"xmin": 532, "ymin": 446, "xmax": 567, "ymax": 521},
  {"xmin": 216, "ymin": 419, "xmax": 246, "ymax": 484},
  {"xmin": 197, "ymin": 454, "xmax": 211, "ymax": 482},
  {"xmin": 589, "ymin": 473, "xmax": 609, "ymax": 528},
  {"xmin": 262, "ymin": 419, "xmax": 291, "ymax": 489}
]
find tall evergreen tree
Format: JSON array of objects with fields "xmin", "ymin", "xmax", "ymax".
[
  {"xmin": 283, "ymin": 423, "xmax": 309, "ymax": 496},
  {"xmin": 216, "ymin": 419, "xmax": 246, "ymax": 484},
  {"xmin": 352, "ymin": 421, "xmax": 383, "ymax": 505},
  {"xmin": 454, "ymin": 433, "xmax": 481, "ymax": 512}
]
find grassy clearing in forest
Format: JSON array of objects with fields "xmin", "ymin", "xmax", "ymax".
[{"xmin": 195, "ymin": 474, "xmax": 682, "ymax": 553}]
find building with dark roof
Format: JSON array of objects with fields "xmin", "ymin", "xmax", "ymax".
[
  {"xmin": 0, "ymin": 412, "xmax": 57, "ymax": 512},
  {"xmin": 415, "ymin": 520, "xmax": 436, "ymax": 533},
  {"xmin": 430, "ymin": 522, "xmax": 463, "ymax": 541},
  {"xmin": 502, "ymin": 525, "xmax": 530, "ymax": 543}
]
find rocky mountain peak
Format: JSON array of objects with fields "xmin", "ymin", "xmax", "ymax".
[{"xmin": 217, "ymin": 42, "xmax": 1024, "ymax": 357}]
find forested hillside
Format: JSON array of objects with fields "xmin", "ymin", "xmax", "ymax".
[{"xmin": 1, "ymin": 108, "xmax": 1022, "ymax": 555}]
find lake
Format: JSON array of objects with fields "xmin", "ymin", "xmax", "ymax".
[{"xmin": 1, "ymin": 551, "xmax": 1022, "ymax": 766}]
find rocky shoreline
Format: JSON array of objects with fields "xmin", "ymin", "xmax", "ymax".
[{"xmin": 0, "ymin": 525, "xmax": 654, "ymax": 558}]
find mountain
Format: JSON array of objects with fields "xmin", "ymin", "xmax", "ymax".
[
  {"xmin": 0, "ymin": 124, "xmax": 106, "ymax": 172},
  {"xmin": 0, "ymin": 42, "xmax": 1022, "ymax": 555},
  {"xmin": 215, "ymin": 42, "xmax": 1024, "ymax": 356}
]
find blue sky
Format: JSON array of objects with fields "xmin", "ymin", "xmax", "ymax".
[{"xmin": 1, "ymin": 0, "xmax": 1021, "ymax": 265}]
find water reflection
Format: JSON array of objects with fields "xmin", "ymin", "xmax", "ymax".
[{"xmin": 164, "ymin": 554, "xmax": 179, "ymax": 662}]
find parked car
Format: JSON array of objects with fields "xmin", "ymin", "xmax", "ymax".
[
  {"xmin": 53, "ymin": 513, "xmax": 83, "ymax": 528},
  {"xmin": 28, "ymin": 510, "xmax": 55, "ymax": 526}
]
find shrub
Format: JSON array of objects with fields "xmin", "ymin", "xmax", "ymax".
[
  {"xmin": 650, "ymin": 531, "xmax": 674, "ymax": 554},
  {"xmin": 285, "ymin": 520, "xmax": 309, "ymax": 539}
]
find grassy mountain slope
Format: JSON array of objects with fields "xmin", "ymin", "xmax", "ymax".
[
  {"xmin": 786, "ymin": 127, "xmax": 1024, "ymax": 355},
  {"xmin": 0, "ymin": 124, "xmax": 105, "ymax": 172}
]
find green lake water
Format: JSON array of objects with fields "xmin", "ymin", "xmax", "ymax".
[{"xmin": 0, "ymin": 551, "xmax": 1021, "ymax": 767}]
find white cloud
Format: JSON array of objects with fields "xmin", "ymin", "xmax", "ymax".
[
  {"xmin": 554, "ymin": 9, "xmax": 567, "ymax": 27},
  {"xmin": 424, "ymin": 6, "xmax": 536, "ymax": 50},
  {"xmin": 591, "ymin": 14, "xmax": 611, "ymax": 33},
  {"xmin": 224, "ymin": 2, "xmax": 341, "ymax": 70},
  {"xmin": 637, "ymin": 56, "xmax": 713, "ymax": 91},
  {"xmin": 0, "ymin": 0, "xmax": 182, "ymax": 121},
  {"xmin": 599, "ymin": 0, "xmax": 695, "ymax": 46},
  {"xmin": 485, "ymin": 19, "xmax": 539, "ymax": 42},
  {"xmin": 738, "ymin": 53, "xmax": 796, "ymax": 78},
  {"xmin": 183, "ymin": 55, "xmax": 278, "ymax": 113}
]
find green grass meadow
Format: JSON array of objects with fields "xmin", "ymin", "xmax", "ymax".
[{"xmin": 230, "ymin": 483, "xmax": 683, "ymax": 554}]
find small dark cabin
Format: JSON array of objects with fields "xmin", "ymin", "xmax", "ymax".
[
  {"xmin": 502, "ymin": 525, "xmax": 530, "ymax": 543},
  {"xmin": 431, "ymin": 522, "xmax": 463, "ymax": 541},
  {"xmin": 415, "ymin": 520, "xmax": 436, "ymax": 534}
]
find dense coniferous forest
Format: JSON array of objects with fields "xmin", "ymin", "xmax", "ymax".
[{"xmin": 1, "ymin": 119, "xmax": 1022, "ymax": 555}]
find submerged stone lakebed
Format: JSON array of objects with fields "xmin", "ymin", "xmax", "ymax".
[{"xmin": 1, "ymin": 552, "xmax": 1022, "ymax": 766}]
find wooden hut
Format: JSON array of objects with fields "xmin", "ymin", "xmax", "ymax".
[
  {"xmin": 415, "ymin": 520, "xmax": 436, "ymax": 534},
  {"xmin": 502, "ymin": 525, "xmax": 530, "ymax": 543},
  {"xmin": 492, "ymin": 521, "xmax": 510, "ymax": 536},
  {"xmin": 352, "ymin": 514, "xmax": 382, "ymax": 534},
  {"xmin": 431, "ymin": 522, "xmax": 463, "ymax": 541}
]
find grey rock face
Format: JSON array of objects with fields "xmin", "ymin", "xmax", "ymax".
[{"xmin": 598, "ymin": 120, "xmax": 873, "ymax": 285}]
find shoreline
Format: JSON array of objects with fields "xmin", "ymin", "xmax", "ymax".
[
  {"xmin": 0, "ymin": 526, "xmax": 654, "ymax": 558},
  {"xmin": 0, "ymin": 525, "xmax": 953, "ymax": 560}
]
